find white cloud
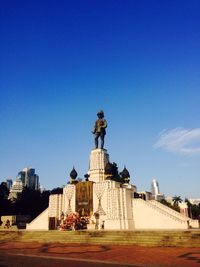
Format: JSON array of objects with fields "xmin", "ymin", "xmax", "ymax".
[{"xmin": 153, "ymin": 128, "xmax": 200, "ymax": 155}]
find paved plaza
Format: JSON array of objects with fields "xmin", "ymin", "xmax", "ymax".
[{"xmin": 0, "ymin": 242, "xmax": 200, "ymax": 267}]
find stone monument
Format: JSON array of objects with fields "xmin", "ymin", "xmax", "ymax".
[
  {"xmin": 89, "ymin": 110, "xmax": 109, "ymax": 182},
  {"xmin": 26, "ymin": 110, "xmax": 198, "ymax": 231}
]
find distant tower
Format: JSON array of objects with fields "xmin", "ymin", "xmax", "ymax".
[
  {"xmin": 8, "ymin": 178, "xmax": 23, "ymax": 201},
  {"xmin": 19, "ymin": 168, "xmax": 39, "ymax": 190},
  {"xmin": 151, "ymin": 179, "xmax": 160, "ymax": 196},
  {"xmin": 151, "ymin": 179, "xmax": 164, "ymax": 201}
]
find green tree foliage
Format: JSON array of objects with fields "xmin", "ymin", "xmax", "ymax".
[
  {"xmin": 111, "ymin": 162, "xmax": 121, "ymax": 182},
  {"xmin": 0, "ymin": 186, "xmax": 50, "ymax": 220},
  {"xmin": 172, "ymin": 195, "xmax": 182, "ymax": 206},
  {"xmin": 161, "ymin": 197, "xmax": 200, "ymax": 219},
  {"xmin": 16, "ymin": 188, "xmax": 50, "ymax": 219},
  {"xmin": 105, "ymin": 162, "xmax": 122, "ymax": 183},
  {"xmin": 185, "ymin": 198, "xmax": 200, "ymax": 219},
  {"xmin": 0, "ymin": 182, "xmax": 9, "ymax": 199},
  {"xmin": 0, "ymin": 182, "xmax": 11, "ymax": 215},
  {"xmin": 50, "ymin": 187, "xmax": 63, "ymax": 194}
]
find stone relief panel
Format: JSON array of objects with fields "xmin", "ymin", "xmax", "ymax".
[
  {"xmin": 94, "ymin": 182, "xmax": 107, "ymax": 215},
  {"xmin": 49, "ymin": 194, "xmax": 63, "ymax": 218},
  {"xmin": 107, "ymin": 188, "xmax": 122, "ymax": 220},
  {"xmin": 63, "ymin": 185, "xmax": 75, "ymax": 215}
]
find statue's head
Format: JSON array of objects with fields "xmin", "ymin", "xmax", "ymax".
[{"xmin": 97, "ymin": 110, "xmax": 104, "ymax": 118}]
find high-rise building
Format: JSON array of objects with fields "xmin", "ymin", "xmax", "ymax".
[
  {"xmin": 17, "ymin": 167, "xmax": 40, "ymax": 190},
  {"xmin": 8, "ymin": 178, "xmax": 23, "ymax": 200},
  {"xmin": 151, "ymin": 179, "xmax": 164, "ymax": 201},
  {"xmin": 17, "ymin": 171, "xmax": 25, "ymax": 185},
  {"xmin": 151, "ymin": 179, "xmax": 160, "ymax": 195},
  {"xmin": 8, "ymin": 167, "xmax": 39, "ymax": 200}
]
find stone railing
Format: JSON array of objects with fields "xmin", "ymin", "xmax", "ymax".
[
  {"xmin": 132, "ymin": 199, "xmax": 187, "ymax": 224},
  {"xmin": 149, "ymin": 200, "xmax": 188, "ymax": 221},
  {"xmin": 149, "ymin": 200, "xmax": 199, "ymax": 228}
]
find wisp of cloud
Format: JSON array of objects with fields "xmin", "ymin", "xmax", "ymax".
[{"xmin": 153, "ymin": 128, "xmax": 200, "ymax": 155}]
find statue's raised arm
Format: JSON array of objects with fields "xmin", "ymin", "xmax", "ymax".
[{"xmin": 92, "ymin": 110, "xmax": 107, "ymax": 149}]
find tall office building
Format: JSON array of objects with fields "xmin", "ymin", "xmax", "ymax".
[{"xmin": 17, "ymin": 168, "xmax": 39, "ymax": 190}]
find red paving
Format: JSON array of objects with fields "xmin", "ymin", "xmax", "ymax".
[{"xmin": 0, "ymin": 242, "xmax": 200, "ymax": 267}]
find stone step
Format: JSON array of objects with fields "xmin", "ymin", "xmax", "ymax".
[{"xmin": 0, "ymin": 230, "xmax": 200, "ymax": 247}]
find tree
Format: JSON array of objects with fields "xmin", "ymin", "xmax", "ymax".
[
  {"xmin": 0, "ymin": 182, "xmax": 11, "ymax": 215},
  {"xmin": 0, "ymin": 183, "xmax": 51, "ymax": 220},
  {"xmin": 51, "ymin": 187, "xmax": 63, "ymax": 195},
  {"xmin": 111, "ymin": 162, "xmax": 121, "ymax": 182},
  {"xmin": 185, "ymin": 198, "xmax": 200, "ymax": 219},
  {"xmin": 0, "ymin": 182, "xmax": 9, "ymax": 199},
  {"xmin": 172, "ymin": 195, "xmax": 182, "ymax": 206}
]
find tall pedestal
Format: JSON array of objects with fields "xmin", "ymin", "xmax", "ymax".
[{"xmin": 88, "ymin": 149, "xmax": 109, "ymax": 183}]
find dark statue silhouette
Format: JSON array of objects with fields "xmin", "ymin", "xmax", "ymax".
[{"xmin": 92, "ymin": 110, "xmax": 107, "ymax": 149}]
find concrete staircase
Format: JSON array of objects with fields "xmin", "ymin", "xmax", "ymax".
[
  {"xmin": 132, "ymin": 199, "xmax": 188, "ymax": 229},
  {"xmin": 149, "ymin": 200, "xmax": 199, "ymax": 228},
  {"xmin": 0, "ymin": 230, "xmax": 200, "ymax": 247}
]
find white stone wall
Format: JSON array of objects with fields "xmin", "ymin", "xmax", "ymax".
[
  {"xmin": 122, "ymin": 186, "xmax": 135, "ymax": 229},
  {"xmin": 48, "ymin": 185, "xmax": 76, "ymax": 222},
  {"xmin": 49, "ymin": 194, "xmax": 63, "ymax": 220},
  {"xmin": 26, "ymin": 208, "xmax": 49, "ymax": 230},
  {"xmin": 92, "ymin": 180, "xmax": 135, "ymax": 230}
]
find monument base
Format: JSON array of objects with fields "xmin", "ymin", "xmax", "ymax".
[{"xmin": 88, "ymin": 148, "xmax": 109, "ymax": 183}]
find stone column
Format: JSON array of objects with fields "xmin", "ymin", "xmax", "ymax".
[{"xmin": 88, "ymin": 149, "xmax": 109, "ymax": 183}]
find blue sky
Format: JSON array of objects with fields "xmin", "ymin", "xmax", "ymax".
[{"xmin": 0, "ymin": 0, "xmax": 200, "ymax": 198}]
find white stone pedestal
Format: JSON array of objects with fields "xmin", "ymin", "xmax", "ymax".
[{"xmin": 88, "ymin": 149, "xmax": 109, "ymax": 183}]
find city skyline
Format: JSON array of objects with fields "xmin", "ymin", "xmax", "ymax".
[{"xmin": 1, "ymin": 1, "xmax": 200, "ymax": 198}]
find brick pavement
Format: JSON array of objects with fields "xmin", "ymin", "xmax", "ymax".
[{"xmin": 0, "ymin": 242, "xmax": 200, "ymax": 267}]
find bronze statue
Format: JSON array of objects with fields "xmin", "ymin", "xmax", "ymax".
[{"xmin": 92, "ymin": 110, "xmax": 107, "ymax": 149}]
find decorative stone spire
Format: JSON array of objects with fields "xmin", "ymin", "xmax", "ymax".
[
  {"xmin": 120, "ymin": 166, "xmax": 130, "ymax": 184},
  {"xmin": 70, "ymin": 167, "xmax": 78, "ymax": 184},
  {"xmin": 84, "ymin": 174, "xmax": 89, "ymax": 181}
]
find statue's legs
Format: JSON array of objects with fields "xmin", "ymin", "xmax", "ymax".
[
  {"xmin": 95, "ymin": 133, "xmax": 105, "ymax": 149},
  {"xmin": 100, "ymin": 133, "xmax": 105, "ymax": 149},
  {"xmin": 95, "ymin": 133, "xmax": 100, "ymax": 149}
]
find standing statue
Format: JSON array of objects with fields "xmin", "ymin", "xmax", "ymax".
[{"xmin": 92, "ymin": 110, "xmax": 107, "ymax": 149}]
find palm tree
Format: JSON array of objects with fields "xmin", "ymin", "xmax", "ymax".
[{"xmin": 172, "ymin": 195, "xmax": 182, "ymax": 206}]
